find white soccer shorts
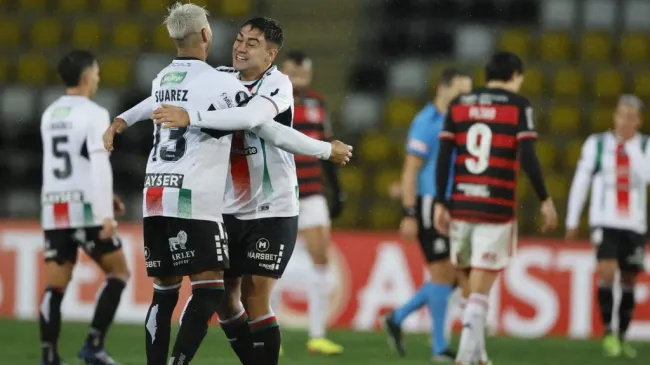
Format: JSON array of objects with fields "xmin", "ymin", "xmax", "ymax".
[
  {"xmin": 449, "ymin": 219, "xmax": 517, "ymax": 271},
  {"xmin": 298, "ymin": 194, "xmax": 331, "ymax": 230}
]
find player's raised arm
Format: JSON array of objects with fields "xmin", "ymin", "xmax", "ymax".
[
  {"xmin": 103, "ymin": 96, "xmax": 154, "ymax": 151},
  {"xmin": 565, "ymin": 135, "xmax": 597, "ymax": 239}
]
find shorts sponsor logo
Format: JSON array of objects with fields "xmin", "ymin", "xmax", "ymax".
[
  {"xmin": 144, "ymin": 247, "xmax": 150, "ymax": 260},
  {"xmin": 255, "ymin": 238, "xmax": 269, "ymax": 253},
  {"xmin": 144, "ymin": 246, "xmax": 161, "ymax": 268},
  {"xmin": 248, "ymin": 238, "xmax": 279, "ymax": 269},
  {"xmin": 591, "ymin": 228, "xmax": 603, "ymax": 246},
  {"xmin": 43, "ymin": 239, "xmax": 57, "ymax": 259},
  {"xmin": 169, "ymin": 230, "xmax": 195, "ymax": 267},
  {"xmin": 144, "ymin": 173, "xmax": 184, "ymax": 188},
  {"xmin": 433, "ymin": 238, "xmax": 446, "ymax": 254}
]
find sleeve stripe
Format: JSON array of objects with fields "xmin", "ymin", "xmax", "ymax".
[
  {"xmin": 259, "ymin": 95, "xmax": 279, "ymax": 114},
  {"xmin": 517, "ymin": 131, "xmax": 537, "ymax": 140},
  {"xmin": 440, "ymin": 131, "xmax": 455, "ymax": 139}
]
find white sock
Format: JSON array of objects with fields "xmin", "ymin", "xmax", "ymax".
[
  {"xmin": 456, "ymin": 293, "xmax": 488, "ymax": 365},
  {"xmin": 308, "ymin": 264, "xmax": 329, "ymax": 339}
]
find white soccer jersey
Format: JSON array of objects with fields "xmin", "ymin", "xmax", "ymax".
[
  {"xmin": 566, "ymin": 132, "xmax": 650, "ymax": 234},
  {"xmin": 142, "ymin": 58, "xmax": 251, "ymax": 222},
  {"xmin": 216, "ymin": 65, "xmax": 299, "ymax": 220},
  {"xmin": 41, "ymin": 96, "xmax": 113, "ymax": 230}
]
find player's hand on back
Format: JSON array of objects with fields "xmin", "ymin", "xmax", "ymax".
[
  {"xmin": 539, "ymin": 198, "xmax": 558, "ymax": 233},
  {"xmin": 103, "ymin": 118, "xmax": 127, "ymax": 152},
  {"xmin": 433, "ymin": 203, "xmax": 451, "ymax": 236},
  {"xmin": 329, "ymin": 140, "xmax": 353, "ymax": 165},
  {"xmin": 152, "ymin": 104, "xmax": 190, "ymax": 129},
  {"xmin": 564, "ymin": 227, "xmax": 579, "ymax": 240},
  {"xmin": 113, "ymin": 195, "xmax": 126, "ymax": 218},
  {"xmin": 399, "ymin": 216, "xmax": 418, "ymax": 241}
]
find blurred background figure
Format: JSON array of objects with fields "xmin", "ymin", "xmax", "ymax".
[
  {"xmin": 281, "ymin": 50, "xmax": 345, "ymax": 355},
  {"xmin": 384, "ymin": 68, "xmax": 471, "ymax": 363}
]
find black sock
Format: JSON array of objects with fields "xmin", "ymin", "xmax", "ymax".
[
  {"xmin": 145, "ymin": 283, "xmax": 180, "ymax": 365},
  {"xmin": 249, "ymin": 313, "xmax": 281, "ymax": 365},
  {"xmin": 219, "ymin": 310, "xmax": 253, "ymax": 365},
  {"xmin": 168, "ymin": 280, "xmax": 225, "ymax": 365},
  {"xmin": 39, "ymin": 286, "xmax": 65, "ymax": 365},
  {"xmin": 619, "ymin": 285, "xmax": 635, "ymax": 341},
  {"xmin": 86, "ymin": 277, "xmax": 126, "ymax": 348},
  {"xmin": 597, "ymin": 284, "xmax": 614, "ymax": 334}
]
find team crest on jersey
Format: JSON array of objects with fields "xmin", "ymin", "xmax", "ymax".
[
  {"xmin": 160, "ymin": 72, "xmax": 187, "ymax": 86},
  {"xmin": 235, "ymin": 91, "xmax": 250, "ymax": 106}
]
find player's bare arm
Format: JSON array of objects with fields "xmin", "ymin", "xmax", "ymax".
[
  {"xmin": 104, "ymin": 96, "xmax": 154, "ymax": 151},
  {"xmin": 400, "ymin": 153, "xmax": 424, "ymax": 241}
]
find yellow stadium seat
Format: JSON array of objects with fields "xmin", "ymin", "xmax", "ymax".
[
  {"xmin": 633, "ymin": 70, "xmax": 650, "ymax": 99},
  {"xmin": 552, "ymin": 67, "xmax": 583, "ymax": 97},
  {"xmin": 369, "ymin": 200, "xmax": 401, "ymax": 229},
  {"xmin": 339, "ymin": 167, "xmax": 363, "ymax": 195},
  {"xmin": 517, "ymin": 177, "xmax": 529, "ymax": 201},
  {"xmin": 473, "ymin": 66, "xmax": 485, "ymax": 86},
  {"xmin": 334, "ymin": 197, "xmax": 360, "ymax": 228},
  {"xmin": 72, "ymin": 20, "xmax": 101, "ymax": 49},
  {"xmin": 620, "ymin": 33, "xmax": 649, "ymax": 64},
  {"xmin": 548, "ymin": 105, "xmax": 580, "ymax": 134},
  {"xmin": 592, "ymin": 68, "xmax": 623, "ymax": 99},
  {"xmin": 100, "ymin": 57, "xmax": 131, "ymax": 87},
  {"xmin": 546, "ymin": 174, "xmax": 568, "ymax": 202},
  {"xmin": 540, "ymin": 32, "xmax": 571, "ymax": 61},
  {"xmin": 153, "ymin": 26, "xmax": 174, "ymax": 51},
  {"xmin": 0, "ymin": 19, "xmax": 20, "ymax": 48},
  {"xmin": 0, "ymin": 57, "xmax": 9, "ymax": 83},
  {"xmin": 99, "ymin": 0, "xmax": 127, "ymax": 13},
  {"xmin": 565, "ymin": 139, "xmax": 584, "ymax": 169},
  {"xmin": 580, "ymin": 32, "xmax": 611, "ymax": 62},
  {"xmin": 59, "ymin": 0, "xmax": 87, "ymax": 12},
  {"xmin": 386, "ymin": 98, "xmax": 419, "ymax": 128},
  {"xmin": 140, "ymin": 0, "xmax": 168, "ymax": 13},
  {"xmin": 358, "ymin": 133, "xmax": 392, "ymax": 162},
  {"xmin": 31, "ymin": 18, "xmax": 62, "ymax": 48},
  {"xmin": 374, "ymin": 169, "xmax": 401, "ymax": 198},
  {"xmin": 17, "ymin": 54, "xmax": 48, "ymax": 85},
  {"xmin": 190, "ymin": 0, "xmax": 209, "ymax": 6},
  {"xmin": 113, "ymin": 21, "xmax": 142, "ymax": 49},
  {"xmin": 498, "ymin": 29, "xmax": 530, "ymax": 59},
  {"xmin": 19, "ymin": 0, "xmax": 46, "ymax": 11},
  {"xmin": 590, "ymin": 106, "xmax": 614, "ymax": 132},
  {"xmin": 220, "ymin": 0, "xmax": 252, "ymax": 17},
  {"xmin": 535, "ymin": 140, "xmax": 556, "ymax": 168},
  {"xmin": 520, "ymin": 66, "xmax": 543, "ymax": 97}
]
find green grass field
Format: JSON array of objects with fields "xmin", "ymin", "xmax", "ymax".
[{"xmin": 1, "ymin": 318, "xmax": 647, "ymax": 365}]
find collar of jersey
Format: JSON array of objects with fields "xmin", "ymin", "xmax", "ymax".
[
  {"xmin": 174, "ymin": 56, "xmax": 202, "ymax": 61},
  {"xmin": 239, "ymin": 65, "xmax": 275, "ymax": 95}
]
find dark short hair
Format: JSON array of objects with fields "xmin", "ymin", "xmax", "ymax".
[
  {"xmin": 485, "ymin": 52, "xmax": 524, "ymax": 82},
  {"xmin": 439, "ymin": 67, "xmax": 469, "ymax": 86},
  {"xmin": 57, "ymin": 50, "xmax": 96, "ymax": 87},
  {"xmin": 241, "ymin": 17, "xmax": 284, "ymax": 49},
  {"xmin": 284, "ymin": 50, "xmax": 310, "ymax": 66}
]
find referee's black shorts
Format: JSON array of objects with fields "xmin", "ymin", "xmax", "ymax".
[{"xmin": 416, "ymin": 196, "xmax": 450, "ymax": 263}]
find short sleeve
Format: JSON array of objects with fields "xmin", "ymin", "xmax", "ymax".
[
  {"xmin": 516, "ymin": 98, "xmax": 537, "ymax": 140},
  {"xmin": 212, "ymin": 73, "xmax": 252, "ymax": 110},
  {"xmin": 406, "ymin": 114, "xmax": 434, "ymax": 157},
  {"xmin": 87, "ymin": 107, "xmax": 110, "ymax": 153},
  {"xmin": 439, "ymin": 102, "xmax": 457, "ymax": 141},
  {"xmin": 255, "ymin": 73, "xmax": 293, "ymax": 116}
]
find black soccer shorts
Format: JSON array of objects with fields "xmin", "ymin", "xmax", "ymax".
[
  {"xmin": 143, "ymin": 216, "xmax": 229, "ymax": 278},
  {"xmin": 592, "ymin": 227, "xmax": 646, "ymax": 273},
  {"xmin": 43, "ymin": 226, "xmax": 123, "ymax": 265},
  {"xmin": 223, "ymin": 214, "xmax": 298, "ymax": 279},
  {"xmin": 416, "ymin": 196, "xmax": 451, "ymax": 263}
]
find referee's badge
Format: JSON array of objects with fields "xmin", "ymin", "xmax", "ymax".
[{"xmin": 591, "ymin": 228, "xmax": 603, "ymax": 246}]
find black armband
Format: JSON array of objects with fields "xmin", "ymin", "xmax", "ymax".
[{"xmin": 403, "ymin": 206, "xmax": 417, "ymax": 218}]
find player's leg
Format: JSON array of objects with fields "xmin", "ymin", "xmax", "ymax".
[
  {"xmin": 240, "ymin": 216, "xmax": 299, "ymax": 365},
  {"xmin": 40, "ymin": 230, "xmax": 77, "ymax": 365},
  {"xmin": 142, "ymin": 217, "xmax": 182, "ymax": 365},
  {"xmin": 592, "ymin": 228, "xmax": 620, "ymax": 356},
  {"xmin": 78, "ymin": 230, "xmax": 130, "ymax": 365},
  {"xmin": 455, "ymin": 221, "xmax": 513, "ymax": 365},
  {"xmin": 167, "ymin": 219, "xmax": 230, "ymax": 365},
  {"xmin": 616, "ymin": 231, "xmax": 645, "ymax": 359},
  {"xmin": 300, "ymin": 195, "xmax": 342, "ymax": 355}
]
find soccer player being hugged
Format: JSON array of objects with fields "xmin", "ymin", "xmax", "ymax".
[
  {"xmin": 40, "ymin": 50, "xmax": 130, "ymax": 365},
  {"xmin": 384, "ymin": 68, "xmax": 471, "ymax": 362},
  {"xmin": 278, "ymin": 50, "xmax": 346, "ymax": 355},
  {"xmin": 566, "ymin": 94, "xmax": 650, "ymax": 359}
]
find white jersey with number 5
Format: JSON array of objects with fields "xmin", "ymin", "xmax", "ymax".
[
  {"xmin": 216, "ymin": 65, "xmax": 299, "ymax": 220},
  {"xmin": 143, "ymin": 58, "xmax": 251, "ymax": 222},
  {"xmin": 41, "ymin": 96, "xmax": 111, "ymax": 230}
]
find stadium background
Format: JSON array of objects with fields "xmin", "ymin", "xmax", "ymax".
[{"xmin": 0, "ymin": 0, "xmax": 649, "ymax": 363}]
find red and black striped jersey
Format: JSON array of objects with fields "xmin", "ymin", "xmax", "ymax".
[
  {"xmin": 440, "ymin": 87, "xmax": 537, "ymax": 223},
  {"xmin": 293, "ymin": 90, "xmax": 332, "ymax": 198}
]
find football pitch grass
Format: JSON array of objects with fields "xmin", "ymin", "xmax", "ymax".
[{"xmin": 1, "ymin": 319, "xmax": 646, "ymax": 365}]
